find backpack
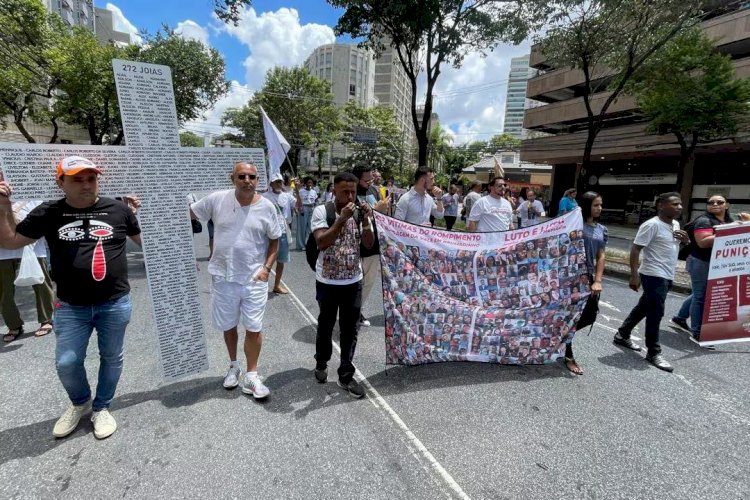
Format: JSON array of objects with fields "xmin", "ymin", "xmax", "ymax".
[{"xmin": 305, "ymin": 202, "xmax": 337, "ymax": 271}]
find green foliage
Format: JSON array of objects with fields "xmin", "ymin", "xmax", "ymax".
[
  {"xmin": 47, "ymin": 27, "xmax": 122, "ymax": 145},
  {"xmin": 629, "ymin": 28, "xmax": 750, "ymax": 156},
  {"xmin": 488, "ymin": 133, "xmax": 521, "ymax": 151},
  {"xmin": 341, "ymin": 101, "xmax": 406, "ymax": 179},
  {"xmin": 538, "ymin": 0, "xmax": 704, "ymax": 168},
  {"xmin": 180, "ymin": 131, "xmax": 204, "ymax": 147},
  {"xmin": 0, "ymin": 0, "xmax": 66, "ymax": 142},
  {"xmin": 427, "ymin": 125, "xmax": 452, "ymax": 173},
  {"xmin": 329, "ymin": 0, "xmax": 549, "ymax": 166},
  {"xmin": 222, "ymin": 66, "xmax": 341, "ymax": 170},
  {"xmin": 125, "ymin": 28, "xmax": 229, "ymax": 124},
  {"xmin": 213, "ymin": 0, "xmax": 252, "ymax": 25}
]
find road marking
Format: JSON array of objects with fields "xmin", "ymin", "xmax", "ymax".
[
  {"xmin": 599, "ymin": 301, "xmax": 620, "ymax": 312},
  {"xmin": 674, "ymin": 373, "xmax": 750, "ymax": 428},
  {"xmin": 283, "ymin": 280, "xmax": 470, "ymax": 500}
]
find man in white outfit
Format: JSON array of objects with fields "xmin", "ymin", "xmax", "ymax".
[
  {"xmin": 394, "ymin": 166, "xmax": 444, "ymax": 226},
  {"xmin": 467, "ymin": 176, "xmax": 514, "ymax": 232},
  {"xmin": 191, "ymin": 162, "xmax": 281, "ymax": 399}
]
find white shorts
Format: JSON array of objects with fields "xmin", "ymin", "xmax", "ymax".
[{"xmin": 210, "ymin": 276, "xmax": 269, "ymax": 332}]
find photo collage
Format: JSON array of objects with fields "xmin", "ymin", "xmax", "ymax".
[{"xmin": 380, "ymin": 227, "xmax": 590, "ymax": 366}]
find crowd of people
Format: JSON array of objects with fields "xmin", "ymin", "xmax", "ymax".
[{"xmin": 0, "ymin": 155, "xmax": 742, "ymax": 442}]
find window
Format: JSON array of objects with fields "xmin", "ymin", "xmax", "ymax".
[
  {"xmin": 325, "ymin": 53, "xmax": 332, "ymax": 64},
  {"xmin": 349, "ymin": 84, "xmax": 356, "ymax": 96}
]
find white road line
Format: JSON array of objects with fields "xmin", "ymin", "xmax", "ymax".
[
  {"xmin": 282, "ymin": 281, "xmax": 470, "ymax": 500},
  {"xmin": 599, "ymin": 301, "xmax": 620, "ymax": 312}
]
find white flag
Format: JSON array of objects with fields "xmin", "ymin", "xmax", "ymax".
[{"xmin": 260, "ymin": 106, "xmax": 290, "ymax": 180}]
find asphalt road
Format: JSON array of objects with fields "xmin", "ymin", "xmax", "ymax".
[{"xmin": 1, "ymin": 232, "xmax": 750, "ymax": 499}]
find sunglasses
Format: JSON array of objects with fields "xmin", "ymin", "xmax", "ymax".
[
  {"xmin": 707, "ymin": 200, "xmax": 726, "ymax": 206},
  {"xmin": 235, "ymin": 174, "xmax": 257, "ymax": 180}
]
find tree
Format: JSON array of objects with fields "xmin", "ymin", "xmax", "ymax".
[
  {"xmin": 342, "ymin": 101, "xmax": 406, "ymax": 178},
  {"xmin": 628, "ymin": 28, "xmax": 750, "ymax": 211},
  {"xmin": 443, "ymin": 146, "xmax": 474, "ymax": 177},
  {"xmin": 330, "ymin": 0, "xmax": 548, "ymax": 167},
  {"xmin": 539, "ymin": 0, "xmax": 705, "ymax": 186},
  {"xmin": 222, "ymin": 66, "xmax": 341, "ymax": 175},
  {"xmin": 47, "ymin": 27, "xmax": 123, "ymax": 145},
  {"xmin": 487, "ymin": 132, "xmax": 521, "ymax": 151},
  {"xmin": 427, "ymin": 125, "xmax": 452, "ymax": 172},
  {"xmin": 213, "ymin": 0, "xmax": 252, "ymax": 25},
  {"xmin": 180, "ymin": 131, "xmax": 205, "ymax": 147},
  {"xmin": 0, "ymin": 0, "xmax": 65, "ymax": 143}
]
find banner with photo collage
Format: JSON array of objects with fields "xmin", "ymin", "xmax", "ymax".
[{"xmin": 374, "ymin": 209, "xmax": 589, "ymax": 366}]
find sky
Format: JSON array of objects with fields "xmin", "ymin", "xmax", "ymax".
[{"xmin": 96, "ymin": 0, "xmax": 533, "ymax": 144}]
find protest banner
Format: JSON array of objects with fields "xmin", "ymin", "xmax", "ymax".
[
  {"xmin": 374, "ymin": 209, "xmax": 589, "ymax": 365},
  {"xmin": 699, "ymin": 222, "xmax": 750, "ymax": 345}
]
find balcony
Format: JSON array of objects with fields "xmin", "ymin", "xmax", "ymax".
[
  {"xmin": 526, "ymin": 66, "xmax": 614, "ymax": 103},
  {"xmin": 523, "ymin": 92, "xmax": 639, "ymax": 133}
]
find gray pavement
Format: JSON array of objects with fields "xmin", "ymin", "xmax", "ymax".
[{"xmin": 2, "ymin": 231, "xmax": 750, "ymax": 499}]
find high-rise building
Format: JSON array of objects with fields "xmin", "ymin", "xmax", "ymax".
[
  {"xmin": 502, "ymin": 55, "xmax": 544, "ymax": 140},
  {"xmin": 44, "ymin": 0, "xmax": 95, "ymax": 31},
  {"xmin": 94, "ymin": 7, "xmax": 131, "ymax": 46},
  {"xmin": 373, "ymin": 39, "xmax": 414, "ymax": 153},
  {"xmin": 303, "ymin": 44, "xmax": 376, "ymax": 108}
]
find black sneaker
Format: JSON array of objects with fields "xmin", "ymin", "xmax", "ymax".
[
  {"xmin": 613, "ymin": 332, "xmax": 642, "ymax": 351},
  {"xmin": 669, "ymin": 317, "xmax": 691, "ymax": 334},
  {"xmin": 314, "ymin": 367, "xmax": 328, "ymax": 383},
  {"xmin": 337, "ymin": 379, "xmax": 365, "ymax": 399},
  {"xmin": 645, "ymin": 353, "xmax": 673, "ymax": 372}
]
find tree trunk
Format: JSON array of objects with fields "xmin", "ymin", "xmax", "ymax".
[
  {"xmin": 48, "ymin": 116, "xmax": 59, "ymax": 144},
  {"xmin": 417, "ymin": 131, "xmax": 429, "ymax": 168},
  {"xmin": 577, "ymin": 128, "xmax": 598, "ymax": 191},
  {"xmin": 87, "ymin": 115, "xmax": 100, "ymax": 145},
  {"xmin": 112, "ymin": 130, "xmax": 124, "ymax": 145},
  {"xmin": 13, "ymin": 109, "xmax": 36, "ymax": 143}
]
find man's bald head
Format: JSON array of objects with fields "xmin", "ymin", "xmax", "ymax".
[{"xmin": 232, "ymin": 162, "xmax": 257, "ymax": 176}]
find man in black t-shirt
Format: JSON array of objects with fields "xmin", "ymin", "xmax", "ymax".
[{"xmin": 0, "ymin": 156, "xmax": 141, "ymax": 440}]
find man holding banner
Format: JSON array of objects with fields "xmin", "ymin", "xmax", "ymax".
[
  {"xmin": 394, "ymin": 166, "xmax": 443, "ymax": 226},
  {"xmin": 0, "ymin": 156, "xmax": 141, "ymax": 440},
  {"xmin": 467, "ymin": 176, "xmax": 514, "ymax": 232}
]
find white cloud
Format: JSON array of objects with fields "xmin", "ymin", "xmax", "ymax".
[
  {"xmin": 216, "ymin": 7, "xmax": 335, "ymax": 90},
  {"xmin": 425, "ymin": 42, "xmax": 532, "ymax": 145},
  {"xmin": 105, "ymin": 3, "xmax": 142, "ymax": 45},
  {"xmin": 175, "ymin": 20, "xmax": 210, "ymax": 46},
  {"xmin": 182, "ymin": 82, "xmax": 254, "ymax": 140}
]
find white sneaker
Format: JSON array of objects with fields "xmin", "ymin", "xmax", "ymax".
[
  {"xmin": 53, "ymin": 401, "xmax": 92, "ymax": 438},
  {"xmin": 91, "ymin": 409, "xmax": 117, "ymax": 439},
  {"xmin": 223, "ymin": 365, "xmax": 242, "ymax": 389},
  {"xmin": 241, "ymin": 373, "xmax": 270, "ymax": 399},
  {"xmin": 358, "ymin": 316, "xmax": 371, "ymax": 327}
]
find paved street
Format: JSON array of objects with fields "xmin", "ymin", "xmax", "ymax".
[{"xmin": 2, "ymin": 232, "xmax": 750, "ymax": 499}]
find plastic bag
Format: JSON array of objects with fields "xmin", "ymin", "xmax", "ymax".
[{"xmin": 15, "ymin": 245, "xmax": 44, "ymax": 286}]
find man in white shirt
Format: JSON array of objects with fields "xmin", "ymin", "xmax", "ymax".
[
  {"xmin": 442, "ymin": 185, "xmax": 459, "ymax": 231},
  {"xmin": 394, "ymin": 166, "xmax": 444, "ymax": 226},
  {"xmin": 517, "ymin": 189, "xmax": 546, "ymax": 228},
  {"xmin": 467, "ymin": 177, "xmax": 514, "ymax": 232},
  {"xmin": 263, "ymin": 172, "xmax": 296, "ymax": 294},
  {"xmin": 462, "ymin": 181, "xmax": 482, "ymax": 222},
  {"xmin": 294, "ymin": 176, "xmax": 319, "ymax": 250},
  {"xmin": 615, "ymin": 192, "xmax": 689, "ymax": 373},
  {"xmin": 191, "ymin": 162, "xmax": 282, "ymax": 398},
  {"xmin": 311, "ymin": 172, "xmax": 374, "ymax": 398}
]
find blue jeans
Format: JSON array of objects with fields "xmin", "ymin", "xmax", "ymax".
[
  {"xmin": 54, "ymin": 294, "xmax": 132, "ymax": 411},
  {"xmin": 295, "ymin": 205, "xmax": 314, "ymax": 250},
  {"xmin": 618, "ymin": 274, "xmax": 671, "ymax": 355},
  {"xmin": 685, "ymin": 256, "xmax": 710, "ymax": 337}
]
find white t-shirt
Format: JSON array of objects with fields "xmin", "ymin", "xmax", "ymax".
[
  {"xmin": 191, "ymin": 189, "xmax": 282, "ymax": 283},
  {"xmin": 468, "ymin": 195, "xmax": 514, "ymax": 232},
  {"xmin": 263, "ymin": 190, "xmax": 295, "ymax": 233},
  {"xmin": 311, "ymin": 204, "xmax": 363, "ymax": 285},
  {"xmin": 394, "ymin": 188, "xmax": 444, "ymax": 225},
  {"xmin": 633, "ymin": 216, "xmax": 680, "ymax": 280},
  {"xmin": 299, "ymin": 187, "xmax": 319, "ymax": 205}
]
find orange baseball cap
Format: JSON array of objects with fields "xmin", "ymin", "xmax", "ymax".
[{"xmin": 56, "ymin": 156, "xmax": 102, "ymax": 177}]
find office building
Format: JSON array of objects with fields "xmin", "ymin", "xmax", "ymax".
[
  {"xmin": 44, "ymin": 0, "xmax": 95, "ymax": 31},
  {"xmin": 502, "ymin": 54, "xmax": 545, "ymax": 139},
  {"xmin": 94, "ymin": 7, "xmax": 131, "ymax": 46},
  {"xmin": 521, "ymin": 3, "xmax": 750, "ymax": 222},
  {"xmin": 304, "ymin": 44, "xmax": 376, "ymax": 108},
  {"xmin": 373, "ymin": 40, "xmax": 415, "ymax": 154}
]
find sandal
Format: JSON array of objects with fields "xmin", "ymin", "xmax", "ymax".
[
  {"xmin": 3, "ymin": 327, "xmax": 24, "ymax": 343},
  {"xmin": 34, "ymin": 323, "xmax": 53, "ymax": 337},
  {"xmin": 565, "ymin": 357, "xmax": 584, "ymax": 375}
]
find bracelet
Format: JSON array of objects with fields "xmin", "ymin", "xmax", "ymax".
[{"xmin": 262, "ymin": 264, "xmax": 272, "ymax": 272}]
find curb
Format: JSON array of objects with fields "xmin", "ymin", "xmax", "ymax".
[{"xmin": 603, "ymin": 265, "xmax": 691, "ymax": 295}]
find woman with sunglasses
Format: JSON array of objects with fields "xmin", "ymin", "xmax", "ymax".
[{"xmin": 671, "ymin": 195, "xmax": 750, "ymax": 343}]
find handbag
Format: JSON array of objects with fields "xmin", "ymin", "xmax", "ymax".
[
  {"xmin": 15, "ymin": 245, "xmax": 45, "ymax": 286},
  {"xmin": 575, "ymin": 292, "xmax": 600, "ymax": 330}
]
